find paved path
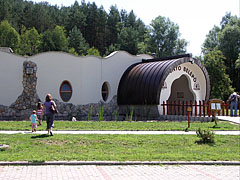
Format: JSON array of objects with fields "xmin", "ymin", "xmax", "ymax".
[
  {"xmin": 217, "ymin": 116, "xmax": 240, "ymax": 124},
  {"xmin": 0, "ymin": 165, "xmax": 239, "ymax": 180},
  {"xmin": 0, "ymin": 130, "xmax": 239, "ymax": 135}
]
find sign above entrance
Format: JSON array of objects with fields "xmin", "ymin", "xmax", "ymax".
[{"xmin": 172, "ymin": 65, "xmax": 197, "ymax": 82}]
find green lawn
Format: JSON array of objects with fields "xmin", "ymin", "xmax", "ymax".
[
  {"xmin": 0, "ymin": 120, "xmax": 239, "ymax": 131},
  {"xmin": 0, "ymin": 134, "xmax": 239, "ymax": 162}
]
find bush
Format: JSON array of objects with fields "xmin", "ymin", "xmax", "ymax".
[{"xmin": 196, "ymin": 128, "xmax": 215, "ymax": 144}]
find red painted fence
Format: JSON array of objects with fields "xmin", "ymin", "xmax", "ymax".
[{"xmin": 161, "ymin": 100, "xmax": 240, "ymax": 117}]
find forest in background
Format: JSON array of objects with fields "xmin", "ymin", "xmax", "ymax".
[
  {"xmin": 0, "ymin": 0, "xmax": 239, "ymax": 99},
  {"xmin": 0, "ymin": 0, "xmax": 187, "ymax": 57}
]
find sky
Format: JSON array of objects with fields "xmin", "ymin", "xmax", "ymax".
[{"xmin": 32, "ymin": 0, "xmax": 239, "ymax": 56}]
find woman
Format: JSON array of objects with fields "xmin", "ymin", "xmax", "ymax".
[{"xmin": 43, "ymin": 94, "xmax": 57, "ymax": 136}]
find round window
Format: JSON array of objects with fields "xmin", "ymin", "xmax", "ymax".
[
  {"xmin": 60, "ymin": 80, "xmax": 72, "ymax": 102},
  {"xmin": 101, "ymin": 82, "xmax": 109, "ymax": 102}
]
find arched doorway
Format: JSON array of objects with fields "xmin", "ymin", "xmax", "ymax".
[
  {"xmin": 168, "ymin": 75, "xmax": 195, "ymax": 102},
  {"xmin": 167, "ymin": 75, "xmax": 195, "ymax": 115}
]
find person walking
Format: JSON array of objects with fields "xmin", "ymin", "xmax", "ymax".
[
  {"xmin": 37, "ymin": 102, "xmax": 44, "ymax": 126},
  {"xmin": 43, "ymin": 94, "xmax": 57, "ymax": 136},
  {"xmin": 228, "ymin": 92, "xmax": 240, "ymax": 117},
  {"xmin": 29, "ymin": 110, "xmax": 38, "ymax": 132}
]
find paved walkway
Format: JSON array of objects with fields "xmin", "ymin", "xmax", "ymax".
[
  {"xmin": 0, "ymin": 165, "xmax": 239, "ymax": 180},
  {"xmin": 217, "ymin": 116, "xmax": 240, "ymax": 124},
  {"xmin": 0, "ymin": 130, "xmax": 239, "ymax": 135}
]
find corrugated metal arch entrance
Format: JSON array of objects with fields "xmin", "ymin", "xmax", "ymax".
[{"xmin": 117, "ymin": 54, "xmax": 210, "ymax": 105}]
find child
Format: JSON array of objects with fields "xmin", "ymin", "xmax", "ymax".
[
  {"xmin": 37, "ymin": 102, "xmax": 44, "ymax": 126},
  {"xmin": 29, "ymin": 110, "xmax": 38, "ymax": 132}
]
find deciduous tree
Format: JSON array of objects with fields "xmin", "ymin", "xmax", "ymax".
[
  {"xmin": 148, "ymin": 16, "xmax": 187, "ymax": 57},
  {"xmin": 0, "ymin": 20, "xmax": 20, "ymax": 51},
  {"xmin": 204, "ymin": 50, "xmax": 233, "ymax": 99}
]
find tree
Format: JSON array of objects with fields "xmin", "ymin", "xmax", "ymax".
[
  {"xmin": 236, "ymin": 54, "xmax": 240, "ymax": 69},
  {"xmin": 68, "ymin": 25, "xmax": 89, "ymax": 55},
  {"xmin": 117, "ymin": 26, "xmax": 138, "ymax": 55},
  {"xmin": 39, "ymin": 30, "xmax": 55, "ymax": 52},
  {"xmin": 106, "ymin": 5, "xmax": 121, "ymax": 46},
  {"xmin": 84, "ymin": 2, "xmax": 108, "ymax": 55},
  {"xmin": 148, "ymin": 16, "xmax": 187, "ymax": 57},
  {"xmin": 52, "ymin": 25, "xmax": 68, "ymax": 52},
  {"xmin": 202, "ymin": 13, "xmax": 240, "ymax": 92},
  {"xmin": 218, "ymin": 17, "xmax": 240, "ymax": 92},
  {"xmin": 202, "ymin": 25, "xmax": 220, "ymax": 54},
  {"xmin": 0, "ymin": 20, "xmax": 20, "ymax": 51},
  {"xmin": 65, "ymin": 1, "xmax": 86, "ymax": 34},
  {"xmin": 87, "ymin": 47, "xmax": 101, "ymax": 57},
  {"xmin": 104, "ymin": 43, "xmax": 120, "ymax": 56},
  {"xmin": 204, "ymin": 50, "xmax": 233, "ymax": 100},
  {"xmin": 0, "ymin": 0, "xmax": 11, "ymax": 22},
  {"xmin": 19, "ymin": 26, "xmax": 40, "ymax": 56}
]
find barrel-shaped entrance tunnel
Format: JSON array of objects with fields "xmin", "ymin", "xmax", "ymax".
[{"xmin": 117, "ymin": 54, "xmax": 210, "ymax": 116}]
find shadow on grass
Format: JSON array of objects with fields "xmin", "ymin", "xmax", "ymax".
[
  {"xmin": 195, "ymin": 140, "xmax": 215, "ymax": 146},
  {"xmin": 212, "ymin": 125, "xmax": 221, "ymax": 128},
  {"xmin": 31, "ymin": 134, "xmax": 50, "ymax": 139}
]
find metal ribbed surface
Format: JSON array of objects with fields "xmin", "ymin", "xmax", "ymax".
[{"xmin": 117, "ymin": 57, "xmax": 210, "ymax": 105}]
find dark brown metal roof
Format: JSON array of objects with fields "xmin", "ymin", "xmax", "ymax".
[{"xmin": 117, "ymin": 55, "xmax": 210, "ymax": 105}]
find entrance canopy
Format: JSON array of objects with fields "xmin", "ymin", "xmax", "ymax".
[{"xmin": 117, "ymin": 54, "xmax": 210, "ymax": 105}]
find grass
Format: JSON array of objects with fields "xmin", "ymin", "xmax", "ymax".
[
  {"xmin": 0, "ymin": 134, "xmax": 239, "ymax": 162},
  {"xmin": 0, "ymin": 120, "xmax": 239, "ymax": 131}
]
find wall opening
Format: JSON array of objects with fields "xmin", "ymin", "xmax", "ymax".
[
  {"xmin": 102, "ymin": 82, "xmax": 110, "ymax": 102},
  {"xmin": 168, "ymin": 75, "xmax": 195, "ymax": 102},
  {"xmin": 167, "ymin": 75, "xmax": 195, "ymax": 114},
  {"xmin": 59, "ymin": 80, "xmax": 72, "ymax": 102}
]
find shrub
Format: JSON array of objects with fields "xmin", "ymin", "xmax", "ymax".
[{"xmin": 196, "ymin": 128, "xmax": 215, "ymax": 144}]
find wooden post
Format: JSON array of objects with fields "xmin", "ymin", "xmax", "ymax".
[
  {"xmin": 178, "ymin": 100, "xmax": 181, "ymax": 115},
  {"xmin": 187, "ymin": 107, "xmax": 192, "ymax": 128},
  {"xmin": 203, "ymin": 100, "xmax": 206, "ymax": 117},
  {"xmin": 222, "ymin": 101, "xmax": 225, "ymax": 116},
  {"xmin": 190, "ymin": 100, "xmax": 193, "ymax": 116},
  {"xmin": 195, "ymin": 100, "xmax": 197, "ymax": 117},
  {"xmin": 182, "ymin": 101, "xmax": 185, "ymax": 115},
  {"xmin": 166, "ymin": 100, "xmax": 169, "ymax": 115},
  {"xmin": 162, "ymin": 101, "xmax": 165, "ymax": 115},
  {"xmin": 174, "ymin": 101, "xmax": 176, "ymax": 115},
  {"xmin": 207, "ymin": 101, "xmax": 210, "ymax": 117},
  {"xmin": 199, "ymin": 100, "xmax": 202, "ymax": 117},
  {"xmin": 170, "ymin": 101, "xmax": 173, "ymax": 115},
  {"xmin": 226, "ymin": 101, "xmax": 229, "ymax": 116},
  {"xmin": 186, "ymin": 101, "xmax": 188, "ymax": 116},
  {"xmin": 217, "ymin": 103, "xmax": 221, "ymax": 116}
]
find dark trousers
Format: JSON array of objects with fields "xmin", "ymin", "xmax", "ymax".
[{"xmin": 45, "ymin": 113, "xmax": 54, "ymax": 130}]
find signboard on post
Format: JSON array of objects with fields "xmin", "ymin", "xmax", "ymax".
[{"xmin": 209, "ymin": 99, "xmax": 223, "ymax": 126}]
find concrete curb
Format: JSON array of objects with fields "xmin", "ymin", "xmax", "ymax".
[{"xmin": 0, "ymin": 161, "xmax": 239, "ymax": 166}]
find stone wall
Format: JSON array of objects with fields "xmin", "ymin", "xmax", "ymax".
[
  {"xmin": 0, "ymin": 61, "xmax": 40, "ymax": 120},
  {"xmin": 53, "ymin": 95, "xmax": 119, "ymax": 120}
]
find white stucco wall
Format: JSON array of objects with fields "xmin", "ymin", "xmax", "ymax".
[
  {"xmin": 29, "ymin": 51, "xmax": 152, "ymax": 105},
  {"xmin": 0, "ymin": 50, "xmax": 208, "ymax": 115},
  {"xmin": 30, "ymin": 52, "xmax": 102, "ymax": 104},
  {"xmin": 158, "ymin": 62, "xmax": 207, "ymax": 114},
  {"xmin": 0, "ymin": 51, "xmax": 25, "ymax": 106}
]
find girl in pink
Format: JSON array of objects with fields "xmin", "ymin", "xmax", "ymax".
[{"xmin": 37, "ymin": 102, "xmax": 43, "ymax": 126}]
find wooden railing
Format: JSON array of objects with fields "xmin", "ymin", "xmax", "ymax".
[{"xmin": 161, "ymin": 100, "xmax": 240, "ymax": 117}]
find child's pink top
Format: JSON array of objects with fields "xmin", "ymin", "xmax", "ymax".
[{"xmin": 37, "ymin": 109, "xmax": 43, "ymax": 115}]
